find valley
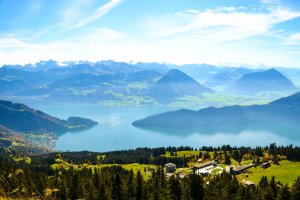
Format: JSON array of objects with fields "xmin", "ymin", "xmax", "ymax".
[
  {"xmin": 1, "ymin": 59, "xmax": 300, "ymax": 200},
  {"xmin": 1, "ymin": 61, "xmax": 300, "ymax": 152},
  {"xmin": 0, "ymin": 60, "xmax": 300, "ymax": 200},
  {"xmin": 2, "ymin": 0, "xmax": 300, "ymax": 199}
]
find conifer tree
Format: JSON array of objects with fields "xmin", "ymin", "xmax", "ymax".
[
  {"xmin": 292, "ymin": 177, "xmax": 300, "ymax": 200},
  {"xmin": 136, "ymin": 171, "xmax": 144, "ymax": 200}
]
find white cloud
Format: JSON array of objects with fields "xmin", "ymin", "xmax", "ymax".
[
  {"xmin": 286, "ymin": 51, "xmax": 300, "ymax": 55},
  {"xmin": 0, "ymin": 28, "xmax": 125, "ymax": 65},
  {"xmin": 25, "ymin": 0, "xmax": 124, "ymax": 40},
  {"xmin": 60, "ymin": 0, "xmax": 96, "ymax": 27},
  {"xmin": 285, "ymin": 33, "xmax": 300, "ymax": 44},
  {"xmin": 58, "ymin": 0, "xmax": 124, "ymax": 29},
  {"xmin": 1, "ymin": 2, "xmax": 300, "ymax": 68},
  {"xmin": 260, "ymin": 0, "xmax": 281, "ymax": 5},
  {"xmin": 146, "ymin": 7, "xmax": 300, "ymax": 41},
  {"xmin": 69, "ymin": 0, "xmax": 124, "ymax": 29},
  {"xmin": 0, "ymin": 37, "xmax": 32, "ymax": 49}
]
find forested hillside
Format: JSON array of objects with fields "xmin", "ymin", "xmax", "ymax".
[{"xmin": 0, "ymin": 144, "xmax": 300, "ymax": 199}]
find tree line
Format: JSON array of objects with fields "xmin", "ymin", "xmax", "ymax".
[{"xmin": 28, "ymin": 143, "xmax": 300, "ymax": 168}]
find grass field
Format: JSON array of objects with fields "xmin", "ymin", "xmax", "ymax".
[
  {"xmin": 13, "ymin": 156, "xmax": 31, "ymax": 164},
  {"xmin": 163, "ymin": 150, "xmax": 199, "ymax": 158},
  {"xmin": 51, "ymin": 156, "xmax": 300, "ymax": 185},
  {"xmin": 121, "ymin": 163, "xmax": 157, "ymax": 180},
  {"xmin": 169, "ymin": 93, "xmax": 274, "ymax": 107},
  {"xmin": 238, "ymin": 160, "xmax": 300, "ymax": 186},
  {"xmin": 51, "ymin": 159, "xmax": 156, "ymax": 179}
]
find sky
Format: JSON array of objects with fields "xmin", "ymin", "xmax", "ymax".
[{"xmin": 0, "ymin": 0, "xmax": 300, "ymax": 67}]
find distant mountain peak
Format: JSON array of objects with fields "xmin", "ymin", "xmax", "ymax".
[
  {"xmin": 167, "ymin": 69, "xmax": 183, "ymax": 74},
  {"xmin": 158, "ymin": 69, "xmax": 198, "ymax": 83},
  {"xmin": 147, "ymin": 69, "xmax": 213, "ymax": 103},
  {"xmin": 267, "ymin": 68, "xmax": 277, "ymax": 72},
  {"xmin": 228, "ymin": 68, "xmax": 296, "ymax": 94}
]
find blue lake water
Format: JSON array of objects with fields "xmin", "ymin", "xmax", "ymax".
[{"xmin": 35, "ymin": 104, "xmax": 300, "ymax": 152}]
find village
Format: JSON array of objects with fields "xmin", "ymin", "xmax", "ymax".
[
  {"xmin": 50, "ymin": 146, "xmax": 300, "ymax": 187},
  {"xmin": 164, "ymin": 159, "xmax": 272, "ymax": 185}
]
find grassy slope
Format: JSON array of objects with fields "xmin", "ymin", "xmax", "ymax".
[
  {"xmin": 163, "ymin": 150, "xmax": 199, "ymax": 158},
  {"xmin": 169, "ymin": 93, "xmax": 273, "ymax": 107},
  {"xmin": 51, "ymin": 152, "xmax": 300, "ymax": 185},
  {"xmin": 52, "ymin": 158, "xmax": 156, "ymax": 180},
  {"xmin": 237, "ymin": 160, "xmax": 300, "ymax": 186}
]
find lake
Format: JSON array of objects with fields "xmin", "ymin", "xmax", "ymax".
[{"xmin": 35, "ymin": 104, "xmax": 300, "ymax": 152}]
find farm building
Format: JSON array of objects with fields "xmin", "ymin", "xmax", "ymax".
[
  {"xmin": 165, "ymin": 163, "xmax": 176, "ymax": 173},
  {"xmin": 194, "ymin": 160, "xmax": 221, "ymax": 176},
  {"xmin": 261, "ymin": 162, "xmax": 271, "ymax": 169},
  {"xmin": 225, "ymin": 164, "xmax": 255, "ymax": 175},
  {"xmin": 194, "ymin": 160, "xmax": 218, "ymax": 170}
]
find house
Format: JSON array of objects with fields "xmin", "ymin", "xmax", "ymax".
[
  {"xmin": 261, "ymin": 162, "xmax": 271, "ymax": 169},
  {"xmin": 194, "ymin": 160, "xmax": 221, "ymax": 176},
  {"xmin": 165, "ymin": 163, "xmax": 176, "ymax": 173},
  {"xmin": 242, "ymin": 179, "xmax": 255, "ymax": 185},
  {"xmin": 194, "ymin": 160, "xmax": 218, "ymax": 170},
  {"xmin": 225, "ymin": 164, "xmax": 255, "ymax": 175}
]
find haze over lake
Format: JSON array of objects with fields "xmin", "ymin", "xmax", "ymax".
[{"xmin": 35, "ymin": 104, "xmax": 300, "ymax": 152}]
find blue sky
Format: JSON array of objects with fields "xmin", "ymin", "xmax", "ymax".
[{"xmin": 0, "ymin": 0, "xmax": 300, "ymax": 67}]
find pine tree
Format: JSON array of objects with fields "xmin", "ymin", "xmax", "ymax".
[
  {"xmin": 277, "ymin": 185, "xmax": 291, "ymax": 200},
  {"xmin": 112, "ymin": 174, "xmax": 123, "ymax": 200},
  {"xmin": 69, "ymin": 174, "xmax": 80, "ymax": 200},
  {"xmin": 259, "ymin": 176, "xmax": 269, "ymax": 189},
  {"xmin": 125, "ymin": 170, "xmax": 135, "ymax": 200},
  {"xmin": 189, "ymin": 173, "xmax": 204, "ymax": 200},
  {"xmin": 98, "ymin": 181, "xmax": 107, "ymax": 200},
  {"xmin": 169, "ymin": 175, "xmax": 181, "ymax": 200},
  {"xmin": 136, "ymin": 171, "xmax": 144, "ymax": 200},
  {"xmin": 59, "ymin": 180, "xmax": 67, "ymax": 200},
  {"xmin": 270, "ymin": 176, "xmax": 277, "ymax": 197},
  {"xmin": 292, "ymin": 177, "xmax": 300, "ymax": 200}
]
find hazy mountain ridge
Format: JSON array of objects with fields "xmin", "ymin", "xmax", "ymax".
[
  {"xmin": 132, "ymin": 92, "xmax": 300, "ymax": 133},
  {"xmin": 0, "ymin": 125, "xmax": 29, "ymax": 148},
  {"xmin": 0, "ymin": 100, "xmax": 97, "ymax": 134},
  {"xmin": 205, "ymin": 68, "xmax": 256, "ymax": 90},
  {"xmin": 1, "ymin": 60, "xmax": 299, "ymax": 105},
  {"xmin": 228, "ymin": 69, "xmax": 296, "ymax": 94}
]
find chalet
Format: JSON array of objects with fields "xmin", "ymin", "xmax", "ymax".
[
  {"xmin": 261, "ymin": 162, "xmax": 271, "ymax": 169},
  {"xmin": 225, "ymin": 164, "xmax": 255, "ymax": 175},
  {"xmin": 242, "ymin": 179, "xmax": 255, "ymax": 186},
  {"xmin": 194, "ymin": 160, "xmax": 218, "ymax": 170},
  {"xmin": 194, "ymin": 160, "xmax": 220, "ymax": 176},
  {"xmin": 165, "ymin": 163, "xmax": 176, "ymax": 173}
]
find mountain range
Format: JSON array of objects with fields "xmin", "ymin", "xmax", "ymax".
[{"xmin": 0, "ymin": 60, "xmax": 299, "ymax": 105}]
